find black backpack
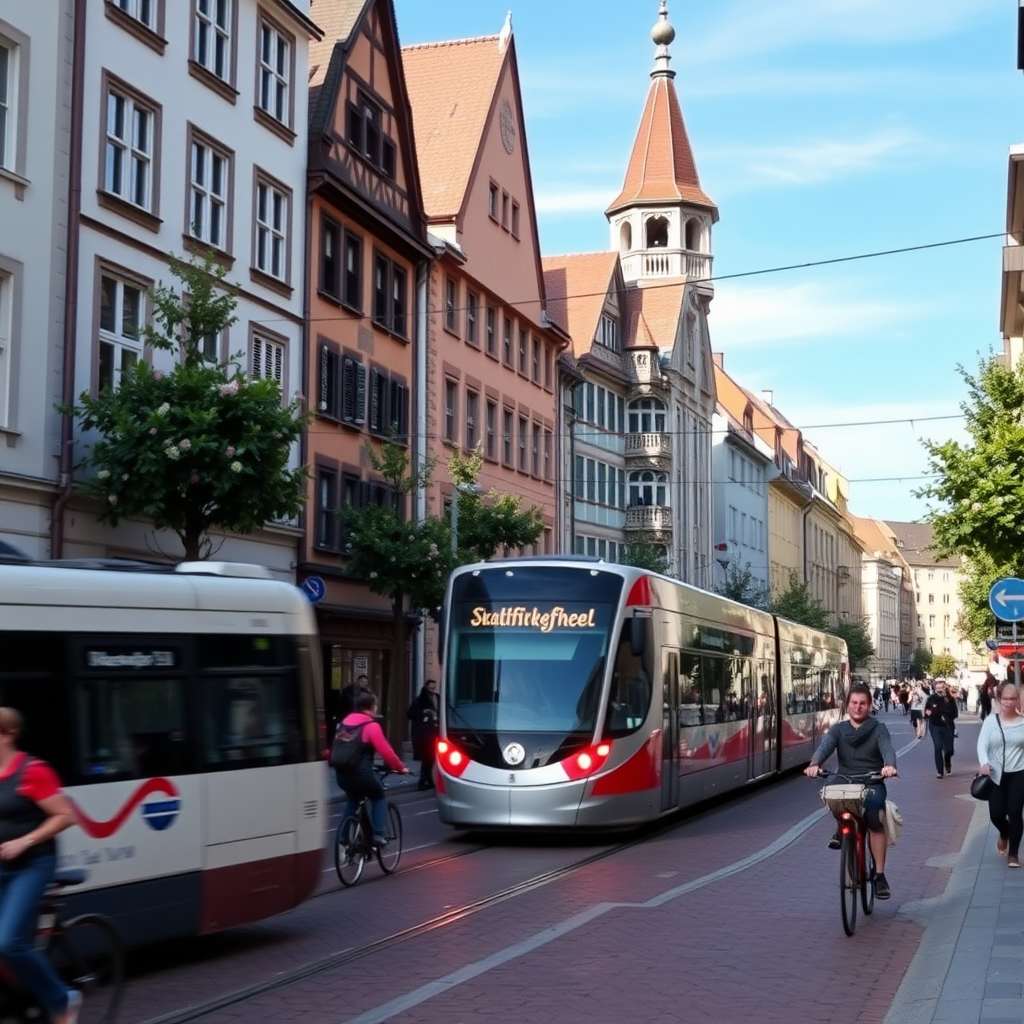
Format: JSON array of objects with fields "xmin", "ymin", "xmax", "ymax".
[{"xmin": 329, "ymin": 723, "xmax": 365, "ymax": 770}]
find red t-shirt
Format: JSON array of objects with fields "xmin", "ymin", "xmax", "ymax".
[{"xmin": 0, "ymin": 752, "xmax": 63, "ymax": 804}]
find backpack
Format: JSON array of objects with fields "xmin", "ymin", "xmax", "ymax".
[{"xmin": 329, "ymin": 722, "xmax": 365, "ymax": 771}]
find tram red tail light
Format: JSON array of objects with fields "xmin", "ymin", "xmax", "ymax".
[
  {"xmin": 561, "ymin": 742, "xmax": 612, "ymax": 781},
  {"xmin": 437, "ymin": 739, "xmax": 470, "ymax": 778},
  {"xmin": 625, "ymin": 575, "xmax": 653, "ymax": 607}
]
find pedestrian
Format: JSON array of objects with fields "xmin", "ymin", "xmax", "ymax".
[
  {"xmin": 338, "ymin": 674, "xmax": 374, "ymax": 723},
  {"xmin": 978, "ymin": 674, "xmax": 995, "ymax": 721},
  {"xmin": 910, "ymin": 682, "xmax": 927, "ymax": 739},
  {"xmin": 407, "ymin": 679, "xmax": 440, "ymax": 791},
  {"xmin": 899, "ymin": 683, "xmax": 910, "ymax": 716},
  {"xmin": 925, "ymin": 679, "xmax": 959, "ymax": 778},
  {"xmin": 977, "ymin": 683, "xmax": 1024, "ymax": 868}
]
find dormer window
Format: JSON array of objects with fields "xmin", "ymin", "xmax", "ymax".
[{"xmin": 347, "ymin": 92, "xmax": 396, "ymax": 179}]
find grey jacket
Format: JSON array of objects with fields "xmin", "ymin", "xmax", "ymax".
[{"xmin": 810, "ymin": 717, "xmax": 896, "ymax": 778}]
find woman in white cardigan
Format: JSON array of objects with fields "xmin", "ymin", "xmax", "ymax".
[{"xmin": 978, "ymin": 683, "xmax": 1024, "ymax": 868}]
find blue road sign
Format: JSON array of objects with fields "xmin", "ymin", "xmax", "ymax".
[
  {"xmin": 989, "ymin": 578, "xmax": 1024, "ymax": 622},
  {"xmin": 301, "ymin": 576, "xmax": 326, "ymax": 604}
]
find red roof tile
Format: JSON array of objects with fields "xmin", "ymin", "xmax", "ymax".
[
  {"xmin": 542, "ymin": 252, "xmax": 620, "ymax": 357},
  {"xmin": 624, "ymin": 281, "xmax": 685, "ymax": 350}
]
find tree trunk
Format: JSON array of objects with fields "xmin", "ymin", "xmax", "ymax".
[{"xmin": 386, "ymin": 594, "xmax": 409, "ymax": 755}]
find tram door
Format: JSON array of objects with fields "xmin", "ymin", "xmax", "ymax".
[
  {"xmin": 661, "ymin": 650, "xmax": 680, "ymax": 811},
  {"xmin": 749, "ymin": 658, "xmax": 776, "ymax": 779}
]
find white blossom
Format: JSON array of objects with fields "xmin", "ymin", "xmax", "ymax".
[
  {"xmin": 230, "ymin": 461, "xmax": 243, "ymax": 473},
  {"xmin": 166, "ymin": 446, "xmax": 181, "ymax": 460}
]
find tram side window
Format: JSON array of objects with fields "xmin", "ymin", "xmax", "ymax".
[
  {"xmin": 604, "ymin": 636, "xmax": 650, "ymax": 737},
  {"xmin": 678, "ymin": 652, "xmax": 705, "ymax": 726},
  {"xmin": 202, "ymin": 674, "xmax": 303, "ymax": 769},
  {"xmin": 78, "ymin": 678, "xmax": 188, "ymax": 781},
  {"xmin": 786, "ymin": 660, "xmax": 814, "ymax": 714}
]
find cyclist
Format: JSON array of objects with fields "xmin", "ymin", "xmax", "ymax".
[
  {"xmin": 335, "ymin": 694, "xmax": 411, "ymax": 845},
  {"xmin": 804, "ymin": 682, "xmax": 898, "ymax": 900},
  {"xmin": 0, "ymin": 708, "xmax": 80, "ymax": 1024}
]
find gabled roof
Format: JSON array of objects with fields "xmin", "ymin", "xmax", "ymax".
[
  {"xmin": 542, "ymin": 252, "xmax": 620, "ymax": 357},
  {"xmin": 308, "ymin": 0, "xmax": 368, "ymax": 133},
  {"xmin": 401, "ymin": 35, "xmax": 506, "ymax": 221},
  {"xmin": 884, "ymin": 521, "xmax": 959, "ymax": 568},
  {"xmin": 624, "ymin": 282, "xmax": 685, "ymax": 350},
  {"xmin": 606, "ymin": 74, "xmax": 716, "ymax": 216}
]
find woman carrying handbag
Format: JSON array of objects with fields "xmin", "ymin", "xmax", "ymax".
[{"xmin": 977, "ymin": 682, "xmax": 1024, "ymax": 867}]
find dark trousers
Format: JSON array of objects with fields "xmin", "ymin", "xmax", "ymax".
[
  {"xmin": 930, "ymin": 722, "xmax": 955, "ymax": 774},
  {"xmin": 989, "ymin": 769, "xmax": 1024, "ymax": 858}
]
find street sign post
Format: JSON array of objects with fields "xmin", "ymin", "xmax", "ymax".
[{"xmin": 990, "ymin": 578, "xmax": 1024, "ymax": 683}]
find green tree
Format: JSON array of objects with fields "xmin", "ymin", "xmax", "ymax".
[
  {"xmin": 831, "ymin": 618, "xmax": 875, "ymax": 670},
  {"xmin": 68, "ymin": 254, "xmax": 306, "ymax": 560},
  {"xmin": 910, "ymin": 648, "xmax": 932, "ymax": 680},
  {"xmin": 956, "ymin": 550, "xmax": 1010, "ymax": 647},
  {"xmin": 768, "ymin": 571, "xmax": 830, "ymax": 630},
  {"xmin": 621, "ymin": 531, "xmax": 669, "ymax": 575},
  {"xmin": 930, "ymin": 652, "xmax": 958, "ymax": 677},
  {"xmin": 715, "ymin": 561, "xmax": 769, "ymax": 610}
]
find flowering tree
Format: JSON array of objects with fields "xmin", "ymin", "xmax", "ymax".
[{"xmin": 69, "ymin": 255, "xmax": 306, "ymax": 560}]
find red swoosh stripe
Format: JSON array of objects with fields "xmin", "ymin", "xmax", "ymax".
[{"xmin": 69, "ymin": 778, "xmax": 180, "ymax": 839}]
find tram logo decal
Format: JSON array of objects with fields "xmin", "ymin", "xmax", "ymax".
[
  {"xmin": 469, "ymin": 606, "xmax": 596, "ymax": 631},
  {"xmin": 503, "ymin": 742, "xmax": 526, "ymax": 766},
  {"xmin": 71, "ymin": 778, "xmax": 181, "ymax": 839}
]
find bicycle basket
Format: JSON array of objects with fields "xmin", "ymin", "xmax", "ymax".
[{"xmin": 820, "ymin": 784, "xmax": 866, "ymax": 818}]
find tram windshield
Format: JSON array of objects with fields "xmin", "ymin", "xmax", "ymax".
[{"xmin": 445, "ymin": 567, "xmax": 623, "ymax": 736}]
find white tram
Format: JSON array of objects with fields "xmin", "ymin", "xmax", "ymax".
[
  {"xmin": 435, "ymin": 558, "xmax": 846, "ymax": 829},
  {"xmin": 0, "ymin": 559, "xmax": 325, "ymax": 947}
]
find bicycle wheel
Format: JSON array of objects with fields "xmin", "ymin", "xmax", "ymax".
[
  {"xmin": 861, "ymin": 838, "xmax": 876, "ymax": 916},
  {"xmin": 839, "ymin": 831, "xmax": 858, "ymax": 936},
  {"xmin": 335, "ymin": 815, "xmax": 366, "ymax": 886},
  {"xmin": 49, "ymin": 912, "xmax": 124, "ymax": 1024},
  {"xmin": 376, "ymin": 802, "xmax": 403, "ymax": 874}
]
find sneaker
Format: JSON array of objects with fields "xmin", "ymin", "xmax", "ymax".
[
  {"xmin": 65, "ymin": 990, "xmax": 83, "ymax": 1024},
  {"xmin": 371, "ymin": 834, "xmax": 389, "ymax": 847},
  {"xmin": 827, "ymin": 829, "xmax": 841, "ymax": 850},
  {"xmin": 874, "ymin": 873, "xmax": 891, "ymax": 900},
  {"xmin": 936, "ymin": 773, "xmax": 944, "ymax": 779}
]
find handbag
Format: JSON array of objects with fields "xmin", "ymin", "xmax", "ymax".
[
  {"xmin": 971, "ymin": 714, "xmax": 1005, "ymax": 801},
  {"xmin": 883, "ymin": 799, "xmax": 904, "ymax": 846}
]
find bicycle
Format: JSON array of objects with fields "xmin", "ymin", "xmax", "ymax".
[
  {"xmin": 0, "ymin": 867, "xmax": 124, "ymax": 1023},
  {"xmin": 334, "ymin": 769, "xmax": 403, "ymax": 886},
  {"xmin": 817, "ymin": 770, "xmax": 888, "ymax": 936}
]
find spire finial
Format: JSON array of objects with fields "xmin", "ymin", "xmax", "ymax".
[
  {"xmin": 651, "ymin": 1, "xmax": 676, "ymax": 79},
  {"xmin": 498, "ymin": 10, "xmax": 513, "ymax": 52}
]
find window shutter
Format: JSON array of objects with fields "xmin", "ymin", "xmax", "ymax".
[
  {"xmin": 354, "ymin": 363, "xmax": 367, "ymax": 425},
  {"xmin": 318, "ymin": 345, "xmax": 341, "ymax": 419},
  {"xmin": 369, "ymin": 369, "xmax": 381, "ymax": 433},
  {"xmin": 252, "ymin": 336, "xmax": 263, "ymax": 379}
]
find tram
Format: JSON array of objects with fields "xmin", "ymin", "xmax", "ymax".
[
  {"xmin": 435, "ymin": 557, "xmax": 846, "ymax": 829},
  {"xmin": 0, "ymin": 559, "xmax": 325, "ymax": 947}
]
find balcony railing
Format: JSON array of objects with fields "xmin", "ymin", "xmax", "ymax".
[
  {"xmin": 625, "ymin": 506, "xmax": 673, "ymax": 532},
  {"xmin": 619, "ymin": 249, "xmax": 713, "ymax": 282},
  {"xmin": 625, "ymin": 432, "xmax": 672, "ymax": 460}
]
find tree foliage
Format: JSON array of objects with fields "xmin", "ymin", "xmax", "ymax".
[
  {"xmin": 715, "ymin": 561, "xmax": 769, "ymax": 610},
  {"xmin": 930, "ymin": 652, "xmax": 959, "ymax": 678},
  {"xmin": 621, "ymin": 531, "xmax": 669, "ymax": 575},
  {"xmin": 768, "ymin": 571, "xmax": 830, "ymax": 630},
  {"xmin": 68, "ymin": 254, "xmax": 306, "ymax": 560},
  {"xmin": 831, "ymin": 618, "xmax": 875, "ymax": 670},
  {"xmin": 956, "ymin": 550, "xmax": 1010, "ymax": 647},
  {"xmin": 909, "ymin": 648, "xmax": 932, "ymax": 681}
]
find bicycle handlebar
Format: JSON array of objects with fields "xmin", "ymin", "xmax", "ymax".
[{"xmin": 814, "ymin": 769, "xmax": 894, "ymax": 783}]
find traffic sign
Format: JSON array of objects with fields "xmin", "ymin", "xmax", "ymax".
[
  {"xmin": 989, "ymin": 578, "xmax": 1024, "ymax": 622},
  {"xmin": 301, "ymin": 576, "xmax": 326, "ymax": 604}
]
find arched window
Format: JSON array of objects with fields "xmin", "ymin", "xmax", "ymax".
[
  {"xmin": 628, "ymin": 470, "xmax": 668, "ymax": 508},
  {"xmin": 619, "ymin": 221, "xmax": 632, "ymax": 253},
  {"xmin": 684, "ymin": 218, "xmax": 701, "ymax": 252},
  {"xmin": 645, "ymin": 215, "xmax": 669, "ymax": 249},
  {"xmin": 627, "ymin": 397, "xmax": 666, "ymax": 434}
]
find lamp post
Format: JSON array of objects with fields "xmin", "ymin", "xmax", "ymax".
[{"xmin": 450, "ymin": 482, "xmax": 483, "ymax": 554}]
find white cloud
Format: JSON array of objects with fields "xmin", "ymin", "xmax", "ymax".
[
  {"xmin": 534, "ymin": 187, "xmax": 619, "ymax": 216},
  {"xmin": 711, "ymin": 280, "xmax": 926, "ymax": 347}
]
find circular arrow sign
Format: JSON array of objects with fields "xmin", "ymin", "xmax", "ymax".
[
  {"xmin": 989, "ymin": 577, "xmax": 1024, "ymax": 623},
  {"xmin": 301, "ymin": 576, "xmax": 326, "ymax": 604}
]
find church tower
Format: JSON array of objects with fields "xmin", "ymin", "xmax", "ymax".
[{"xmin": 605, "ymin": 2, "xmax": 717, "ymax": 295}]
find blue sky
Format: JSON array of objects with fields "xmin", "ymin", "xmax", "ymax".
[{"xmin": 392, "ymin": 0, "xmax": 1018, "ymax": 523}]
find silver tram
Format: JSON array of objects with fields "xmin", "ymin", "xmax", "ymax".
[{"xmin": 435, "ymin": 557, "xmax": 846, "ymax": 829}]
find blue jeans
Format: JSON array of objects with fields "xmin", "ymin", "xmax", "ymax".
[
  {"xmin": 337, "ymin": 770, "xmax": 387, "ymax": 836},
  {"xmin": 0, "ymin": 853, "xmax": 70, "ymax": 1016}
]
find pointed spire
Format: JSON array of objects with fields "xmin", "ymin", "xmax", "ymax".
[
  {"xmin": 651, "ymin": 1, "xmax": 676, "ymax": 79},
  {"xmin": 498, "ymin": 10, "xmax": 513, "ymax": 52}
]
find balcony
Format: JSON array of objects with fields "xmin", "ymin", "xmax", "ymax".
[
  {"xmin": 625, "ymin": 506, "xmax": 673, "ymax": 533},
  {"xmin": 625, "ymin": 432, "xmax": 671, "ymax": 468},
  {"xmin": 619, "ymin": 249, "xmax": 713, "ymax": 284}
]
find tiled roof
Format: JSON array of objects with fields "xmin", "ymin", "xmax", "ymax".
[
  {"xmin": 402, "ymin": 35, "xmax": 506, "ymax": 220},
  {"xmin": 884, "ymin": 520, "xmax": 959, "ymax": 568},
  {"xmin": 624, "ymin": 282, "xmax": 684, "ymax": 350},
  {"xmin": 850, "ymin": 515, "xmax": 899, "ymax": 559},
  {"xmin": 309, "ymin": 0, "xmax": 367, "ymax": 87},
  {"xmin": 607, "ymin": 75, "xmax": 716, "ymax": 215},
  {"xmin": 542, "ymin": 252, "xmax": 619, "ymax": 357},
  {"xmin": 714, "ymin": 363, "xmax": 752, "ymax": 425}
]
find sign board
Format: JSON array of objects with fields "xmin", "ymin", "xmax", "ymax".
[
  {"xmin": 301, "ymin": 576, "xmax": 325, "ymax": 604},
  {"xmin": 989, "ymin": 578, "xmax": 1024, "ymax": 622},
  {"xmin": 996, "ymin": 619, "xmax": 1021, "ymax": 643},
  {"xmin": 353, "ymin": 656, "xmax": 368, "ymax": 676}
]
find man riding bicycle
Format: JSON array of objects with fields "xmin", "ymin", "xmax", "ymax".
[{"xmin": 804, "ymin": 682, "xmax": 898, "ymax": 899}]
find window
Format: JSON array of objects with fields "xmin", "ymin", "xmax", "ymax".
[
  {"xmin": 188, "ymin": 132, "xmax": 230, "ymax": 249},
  {"xmin": 444, "ymin": 380, "xmax": 457, "ymax": 443},
  {"xmin": 194, "ymin": 0, "xmax": 231, "ymax": 81},
  {"xmin": 254, "ymin": 175, "xmax": 289, "ymax": 281},
  {"xmin": 531, "ymin": 336, "xmax": 540, "ymax": 382},
  {"xmin": 597, "ymin": 386, "xmax": 606, "ymax": 427},
  {"xmin": 485, "ymin": 306, "xmax": 496, "ymax": 356},
  {"xmin": 104, "ymin": 82, "xmax": 158, "ymax": 211},
  {"xmin": 466, "ymin": 292, "xmax": 478, "ymax": 345},
  {"xmin": 501, "ymin": 191, "xmax": 509, "ymax": 229},
  {"xmin": 320, "ymin": 218, "xmax": 362, "ymax": 309},
  {"xmin": 597, "ymin": 314, "xmax": 620, "ymax": 353},
  {"xmin": 627, "ymin": 397, "xmax": 666, "ymax": 434},
  {"xmin": 115, "ymin": 0, "xmax": 157, "ymax": 30},
  {"xmin": 518, "ymin": 326, "xmax": 527, "ymax": 375},
  {"xmin": 257, "ymin": 19, "xmax": 290, "ymax": 125},
  {"xmin": 316, "ymin": 469, "xmax": 338, "ymax": 550},
  {"xmin": 485, "ymin": 400, "xmax": 497, "ymax": 460},
  {"xmin": 928, "ymin": 593, "xmax": 934, "ymax": 605},
  {"xmin": 543, "ymin": 429, "xmax": 552, "ymax": 481},
  {"xmin": 488, "ymin": 182, "xmax": 498, "ymax": 219},
  {"xmin": 0, "ymin": 270, "xmax": 11, "ymax": 427},
  {"xmin": 445, "ymin": 278, "xmax": 457, "ymax": 333},
  {"xmin": 368, "ymin": 368, "xmax": 409, "ymax": 442},
  {"xmin": 531, "ymin": 422, "xmax": 540, "ymax": 477},
  {"xmin": 251, "ymin": 332, "xmax": 284, "ymax": 387},
  {"xmin": 465, "ymin": 390, "xmax": 478, "ymax": 450},
  {"xmin": 928, "ymin": 614, "xmax": 936, "ymax": 628},
  {"xmin": 518, "ymin": 415, "xmax": 528, "ymax": 471},
  {"xmin": 346, "ymin": 93, "xmax": 395, "ymax": 176},
  {"xmin": 373, "ymin": 253, "xmax": 407, "ymax": 337},
  {"xmin": 340, "ymin": 355, "xmax": 366, "ymax": 425},
  {"xmin": 628, "ymin": 470, "xmax": 668, "ymax": 508},
  {"xmin": 511, "ymin": 200, "xmax": 520, "ymax": 238},
  {"xmin": 502, "ymin": 409, "xmax": 513, "ymax": 466},
  {"xmin": 503, "ymin": 318, "xmax": 512, "ymax": 366},
  {"xmin": 98, "ymin": 272, "xmax": 144, "ymax": 391},
  {"xmin": 0, "ymin": 41, "xmax": 11, "ymax": 171}
]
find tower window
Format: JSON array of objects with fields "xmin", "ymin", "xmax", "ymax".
[{"xmin": 646, "ymin": 215, "xmax": 669, "ymax": 249}]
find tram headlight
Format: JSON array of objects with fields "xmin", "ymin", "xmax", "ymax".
[
  {"xmin": 561, "ymin": 741, "xmax": 612, "ymax": 781},
  {"xmin": 437, "ymin": 739, "xmax": 471, "ymax": 778}
]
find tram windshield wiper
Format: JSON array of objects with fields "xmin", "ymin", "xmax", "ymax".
[{"xmin": 444, "ymin": 702, "xmax": 486, "ymax": 749}]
